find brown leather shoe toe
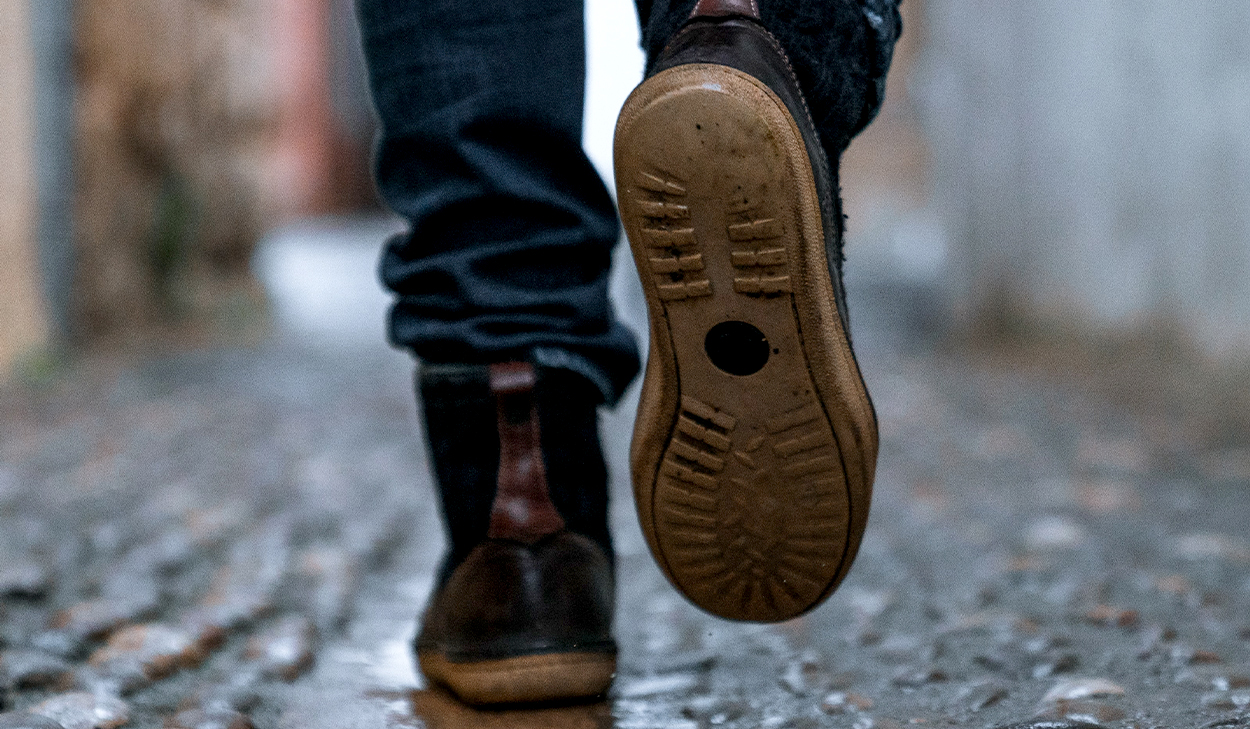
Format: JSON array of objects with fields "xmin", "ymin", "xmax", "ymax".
[{"xmin": 415, "ymin": 533, "xmax": 616, "ymax": 705}]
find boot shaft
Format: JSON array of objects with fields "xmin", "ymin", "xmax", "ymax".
[{"xmin": 418, "ymin": 362, "xmax": 611, "ymax": 583}]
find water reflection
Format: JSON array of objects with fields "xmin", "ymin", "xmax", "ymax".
[{"xmin": 404, "ymin": 689, "xmax": 614, "ymax": 729}]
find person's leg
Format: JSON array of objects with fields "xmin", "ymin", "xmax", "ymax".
[
  {"xmin": 357, "ymin": 0, "xmax": 640, "ymax": 404},
  {"xmin": 355, "ymin": 0, "xmax": 628, "ymax": 704}
]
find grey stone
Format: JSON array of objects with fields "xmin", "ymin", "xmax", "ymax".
[
  {"xmin": 74, "ymin": 662, "xmax": 149, "ymax": 697},
  {"xmin": 1031, "ymin": 652, "xmax": 1081, "ymax": 679},
  {"xmin": 1213, "ymin": 675, "xmax": 1250, "ymax": 692},
  {"xmin": 122, "ymin": 532, "xmax": 194, "ymax": 574},
  {"xmin": 890, "ymin": 666, "xmax": 947, "ymax": 688},
  {"xmin": 0, "ymin": 563, "xmax": 51, "ymax": 599},
  {"xmin": 778, "ymin": 653, "xmax": 828, "ymax": 697},
  {"xmin": 1041, "ymin": 678, "xmax": 1126, "ymax": 703},
  {"xmin": 1136, "ymin": 624, "xmax": 1177, "ymax": 658},
  {"xmin": 30, "ymin": 693, "xmax": 129, "ymax": 729},
  {"xmin": 681, "ymin": 699, "xmax": 747, "ymax": 725},
  {"xmin": 0, "ymin": 713, "xmax": 65, "ymax": 729},
  {"xmin": 617, "ymin": 673, "xmax": 699, "ymax": 698},
  {"xmin": 51, "ymin": 600, "xmax": 144, "ymax": 642},
  {"xmin": 1171, "ymin": 643, "xmax": 1225, "ymax": 666},
  {"xmin": 0, "ymin": 650, "xmax": 72, "ymax": 690},
  {"xmin": 1034, "ymin": 700, "xmax": 1127, "ymax": 725},
  {"xmin": 955, "ymin": 679, "xmax": 1009, "ymax": 712},
  {"xmin": 875, "ymin": 633, "xmax": 922, "ymax": 663},
  {"xmin": 243, "ymin": 615, "xmax": 315, "ymax": 681},
  {"xmin": 165, "ymin": 708, "xmax": 251, "ymax": 729},
  {"xmin": 820, "ymin": 692, "xmax": 873, "ymax": 715},
  {"xmin": 296, "ymin": 548, "xmax": 358, "ymax": 635},
  {"xmin": 1176, "ymin": 665, "xmax": 1247, "ymax": 689},
  {"xmin": 1024, "ymin": 516, "xmax": 1086, "ymax": 550},
  {"xmin": 29, "ymin": 633, "xmax": 86, "ymax": 661},
  {"xmin": 1203, "ymin": 693, "xmax": 1240, "ymax": 710},
  {"xmin": 88, "ymin": 623, "xmax": 203, "ymax": 682},
  {"xmin": 192, "ymin": 669, "xmax": 263, "ymax": 714}
]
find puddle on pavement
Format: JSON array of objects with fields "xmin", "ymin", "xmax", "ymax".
[
  {"xmin": 370, "ymin": 634, "xmax": 422, "ymax": 688},
  {"xmin": 368, "ymin": 689, "xmax": 615, "ymax": 729}
]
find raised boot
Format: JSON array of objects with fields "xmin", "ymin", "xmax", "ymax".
[{"xmin": 616, "ymin": 0, "xmax": 879, "ymax": 623}]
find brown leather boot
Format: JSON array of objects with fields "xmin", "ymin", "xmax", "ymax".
[
  {"xmin": 615, "ymin": 0, "xmax": 879, "ymax": 622},
  {"xmin": 414, "ymin": 363, "xmax": 616, "ymax": 705}
]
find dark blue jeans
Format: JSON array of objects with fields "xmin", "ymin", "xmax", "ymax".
[{"xmin": 356, "ymin": 0, "xmax": 902, "ymax": 404}]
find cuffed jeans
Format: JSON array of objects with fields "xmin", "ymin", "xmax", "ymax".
[{"xmin": 355, "ymin": 0, "xmax": 902, "ymax": 405}]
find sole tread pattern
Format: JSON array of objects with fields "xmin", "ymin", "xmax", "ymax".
[
  {"xmin": 655, "ymin": 392, "xmax": 847, "ymax": 620},
  {"xmin": 636, "ymin": 172, "xmax": 713, "ymax": 302},
  {"xmin": 729, "ymin": 212, "xmax": 792, "ymax": 297},
  {"xmin": 617, "ymin": 64, "xmax": 875, "ymax": 622}
]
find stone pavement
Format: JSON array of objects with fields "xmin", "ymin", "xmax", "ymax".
[{"xmin": 2, "ymin": 234, "xmax": 1250, "ymax": 729}]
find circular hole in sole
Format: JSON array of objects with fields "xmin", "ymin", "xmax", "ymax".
[{"xmin": 704, "ymin": 321, "xmax": 770, "ymax": 376}]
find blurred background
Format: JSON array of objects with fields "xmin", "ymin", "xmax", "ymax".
[
  {"xmin": 2, "ymin": 4, "xmax": 1250, "ymax": 725},
  {"xmin": 2, "ymin": 0, "xmax": 1249, "ymax": 376}
]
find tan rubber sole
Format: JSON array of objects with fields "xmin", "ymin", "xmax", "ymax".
[
  {"xmin": 615, "ymin": 64, "xmax": 878, "ymax": 623},
  {"xmin": 417, "ymin": 650, "xmax": 616, "ymax": 705}
]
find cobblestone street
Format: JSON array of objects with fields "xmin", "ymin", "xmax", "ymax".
[{"xmin": 2, "ymin": 230, "xmax": 1250, "ymax": 729}]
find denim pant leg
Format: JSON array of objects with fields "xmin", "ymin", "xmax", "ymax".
[
  {"xmin": 356, "ymin": 0, "xmax": 640, "ymax": 404},
  {"xmin": 357, "ymin": 0, "xmax": 900, "ymax": 406}
]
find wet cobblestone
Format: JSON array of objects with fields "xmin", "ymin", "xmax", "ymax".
[{"xmin": 2, "ymin": 285, "xmax": 1249, "ymax": 727}]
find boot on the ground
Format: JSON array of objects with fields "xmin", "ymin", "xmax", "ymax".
[{"xmin": 413, "ymin": 362, "xmax": 616, "ymax": 705}]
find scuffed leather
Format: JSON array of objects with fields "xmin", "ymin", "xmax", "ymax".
[
  {"xmin": 486, "ymin": 362, "xmax": 566, "ymax": 543},
  {"xmin": 689, "ymin": 0, "xmax": 759, "ymax": 20},
  {"xmin": 416, "ymin": 533, "xmax": 616, "ymax": 661}
]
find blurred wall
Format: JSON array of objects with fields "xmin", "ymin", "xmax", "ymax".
[
  {"xmin": 74, "ymin": 0, "xmax": 280, "ymax": 343},
  {"xmin": 920, "ymin": 1, "xmax": 1250, "ymax": 358},
  {"xmin": 327, "ymin": 0, "xmax": 379, "ymax": 212},
  {"xmin": 840, "ymin": 0, "xmax": 933, "ymax": 271},
  {"xmin": 68, "ymin": 0, "xmax": 374, "ymax": 347},
  {"xmin": 31, "ymin": 0, "xmax": 75, "ymax": 342},
  {"xmin": 842, "ymin": 0, "xmax": 928, "ymax": 219},
  {"xmin": 0, "ymin": 0, "xmax": 49, "ymax": 372}
]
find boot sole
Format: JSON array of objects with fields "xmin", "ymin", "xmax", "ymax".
[
  {"xmin": 615, "ymin": 64, "xmax": 878, "ymax": 622},
  {"xmin": 418, "ymin": 650, "xmax": 616, "ymax": 705}
]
